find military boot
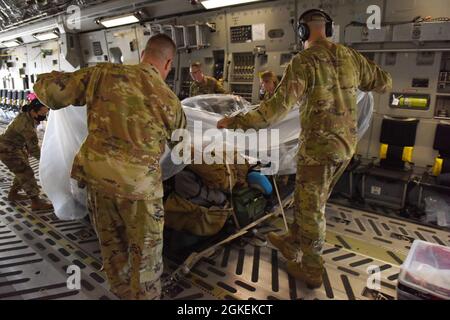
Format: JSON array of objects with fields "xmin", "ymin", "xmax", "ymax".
[
  {"xmin": 31, "ymin": 197, "xmax": 53, "ymax": 211},
  {"xmin": 286, "ymin": 260, "xmax": 323, "ymax": 289},
  {"xmin": 7, "ymin": 187, "xmax": 29, "ymax": 201},
  {"xmin": 267, "ymin": 223, "xmax": 300, "ymax": 260}
]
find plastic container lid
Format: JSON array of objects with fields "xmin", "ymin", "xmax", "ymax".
[{"xmin": 398, "ymin": 240, "xmax": 450, "ymax": 300}]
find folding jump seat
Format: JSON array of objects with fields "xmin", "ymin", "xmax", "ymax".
[
  {"xmin": 418, "ymin": 123, "xmax": 450, "ymax": 208},
  {"xmin": 5, "ymin": 90, "xmax": 12, "ymax": 110},
  {"xmin": 10, "ymin": 90, "xmax": 19, "ymax": 113},
  {"xmin": 361, "ymin": 116, "xmax": 419, "ymax": 209},
  {"xmin": 18, "ymin": 90, "xmax": 25, "ymax": 109},
  {"xmin": 0, "ymin": 90, "xmax": 6, "ymax": 110}
]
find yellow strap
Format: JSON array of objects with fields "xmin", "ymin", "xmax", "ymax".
[
  {"xmin": 432, "ymin": 158, "xmax": 443, "ymax": 176},
  {"xmin": 402, "ymin": 146, "xmax": 414, "ymax": 163},
  {"xmin": 380, "ymin": 144, "xmax": 388, "ymax": 160}
]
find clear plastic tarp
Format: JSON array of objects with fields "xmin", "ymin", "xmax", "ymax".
[
  {"xmin": 40, "ymin": 92, "xmax": 373, "ymax": 220},
  {"xmin": 40, "ymin": 106, "xmax": 89, "ymax": 220},
  {"xmin": 161, "ymin": 91, "xmax": 374, "ymax": 178}
]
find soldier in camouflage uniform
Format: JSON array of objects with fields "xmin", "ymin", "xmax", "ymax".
[
  {"xmin": 0, "ymin": 99, "xmax": 53, "ymax": 211},
  {"xmin": 259, "ymin": 70, "xmax": 279, "ymax": 101},
  {"xmin": 34, "ymin": 34, "xmax": 186, "ymax": 300},
  {"xmin": 189, "ymin": 62, "xmax": 227, "ymax": 97},
  {"xmin": 218, "ymin": 10, "xmax": 392, "ymax": 289}
]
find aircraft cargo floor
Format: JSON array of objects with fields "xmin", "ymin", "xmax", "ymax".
[{"xmin": 1, "ymin": 156, "xmax": 449, "ymax": 300}]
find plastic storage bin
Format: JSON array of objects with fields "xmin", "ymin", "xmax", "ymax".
[{"xmin": 397, "ymin": 240, "xmax": 450, "ymax": 300}]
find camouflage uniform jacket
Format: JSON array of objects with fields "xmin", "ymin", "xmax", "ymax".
[
  {"xmin": 0, "ymin": 112, "xmax": 40, "ymax": 159},
  {"xmin": 231, "ymin": 39, "xmax": 392, "ymax": 165},
  {"xmin": 190, "ymin": 75, "xmax": 226, "ymax": 97},
  {"xmin": 34, "ymin": 63, "xmax": 186, "ymax": 200}
]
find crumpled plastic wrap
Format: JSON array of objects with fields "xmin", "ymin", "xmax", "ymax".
[
  {"xmin": 40, "ymin": 92, "xmax": 374, "ymax": 220},
  {"xmin": 424, "ymin": 196, "xmax": 450, "ymax": 227},
  {"xmin": 161, "ymin": 91, "xmax": 374, "ymax": 178},
  {"xmin": 181, "ymin": 94, "xmax": 251, "ymax": 115}
]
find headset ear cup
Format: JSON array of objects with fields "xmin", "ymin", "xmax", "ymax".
[
  {"xmin": 326, "ymin": 22, "xmax": 333, "ymax": 38},
  {"xmin": 298, "ymin": 23, "xmax": 310, "ymax": 41}
]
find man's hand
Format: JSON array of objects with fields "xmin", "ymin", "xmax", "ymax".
[{"xmin": 217, "ymin": 116, "xmax": 234, "ymax": 129}]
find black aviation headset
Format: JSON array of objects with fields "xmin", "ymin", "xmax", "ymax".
[{"xmin": 298, "ymin": 9, "xmax": 334, "ymax": 42}]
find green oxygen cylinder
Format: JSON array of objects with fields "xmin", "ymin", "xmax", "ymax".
[{"xmin": 399, "ymin": 97, "xmax": 428, "ymax": 108}]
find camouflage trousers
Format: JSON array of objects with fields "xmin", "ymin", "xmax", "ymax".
[
  {"xmin": 0, "ymin": 150, "xmax": 40, "ymax": 197},
  {"xmin": 294, "ymin": 158, "xmax": 351, "ymax": 273},
  {"xmin": 87, "ymin": 187, "xmax": 164, "ymax": 300}
]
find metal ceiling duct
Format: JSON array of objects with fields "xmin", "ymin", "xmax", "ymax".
[{"xmin": 0, "ymin": 0, "xmax": 103, "ymax": 31}]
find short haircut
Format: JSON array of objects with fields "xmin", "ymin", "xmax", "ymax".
[
  {"xmin": 302, "ymin": 11, "xmax": 328, "ymax": 23},
  {"xmin": 144, "ymin": 33, "xmax": 176, "ymax": 62},
  {"xmin": 22, "ymin": 98, "xmax": 45, "ymax": 113},
  {"xmin": 190, "ymin": 62, "xmax": 202, "ymax": 69},
  {"xmin": 260, "ymin": 70, "xmax": 279, "ymax": 86}
]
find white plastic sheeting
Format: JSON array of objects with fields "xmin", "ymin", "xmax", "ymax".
[
  {"xmin": 40, "ymin": 106, "xmax": 88, "ymax": 220},
  {"xmin": 40, "ymin": 92, "xmax": 373, "ymax": 220},
  {"xmin": 161, "ymin": 91, "xmax": 374, "ymax": 178}
]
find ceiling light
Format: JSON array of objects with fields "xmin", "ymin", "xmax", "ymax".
[
  {"xmin": 201, "ymin": 0, "xmax": 263, "ymax": 9},
  {"xmin": 98, "ymin": 13, "xmax": 140, "ymax": 28},
  {"xmin": 33, "ymin": 29, "xmax": 60, "ymax": 41},
  {"xmin": 2, "ymin": 39, "xmax": 22, "ymax": 47}
]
